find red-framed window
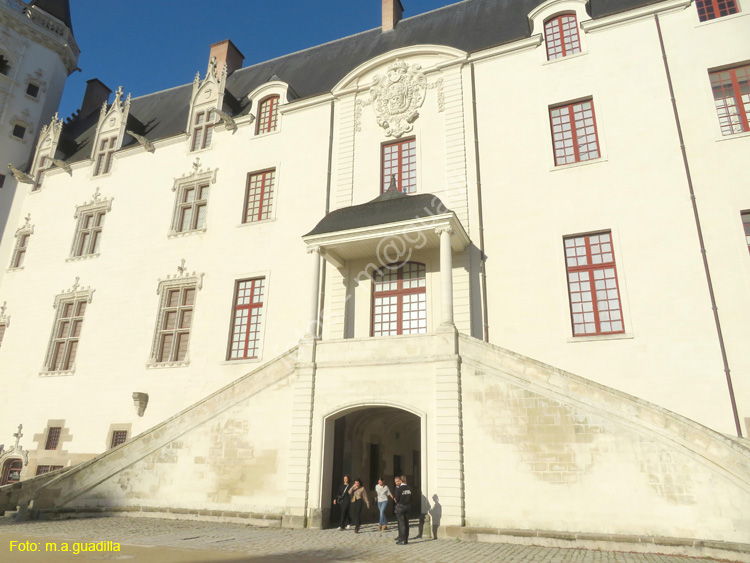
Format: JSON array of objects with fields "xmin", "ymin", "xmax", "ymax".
[
  {"xmin": 1, "ymin": 459, "xmax": 22, "ymax": 485},
  {"xmin": 710, "ymin": 65, "xmax": 750, "ymax": 136},
  {"xmin": 191, "ymin": 110, "xmax": 214, "ymax": 151},
  {"xmin": 174, "ymin": 182, "xmax": 210, "ymax": 232},
  {"xmin": 544, "ymin": 14, "xmax": 581, "ymax": 60},
  {"xmin": 35, "ymin": 465, "xmax": 63, "ymax": 475},
  {"xmin": 33, "ymin": 156, "xmax": 49, "ymax": 191},
  {"xmin": 382, "ymin": 138, "xmax": 417, "ymax": 193},
  {"xmin": 228, "ymin": 278, "xmax": 265, "ymax": 360},
  {"xmin": 257, "ymin": 96, "xmax": 279, "ymax": 134},
  {"xmin": 45, "ymin": 427, "xmax": 61, "ymax": 450},
  {"xmin": 94, "ymin": 136, "xmax": 116, "ymax": 176},
  {"xmin": 111, "ymin": 430, "xmax": 128, "ymax": 448},
  {"xmin": 564, "ymin": 232, "xmax": 624, "ymax": 336},
  {"xmin": 695, "ymin": 0, "xmax": 739, "ymax": 21},
  {"xmin": 10, "ymin": 231, "xmax": 30, "ymax": 268},
  {"xmin": 72, "ymin": 209, "xmax": 106, "ymax": 257},
  {"xmin": 47, "ymin": 299, "xmax": 87, "ymax": 371},
  {"xmin": 372, "ymin": 262, "xmax": 427, "ymax": 336},
  {"xmin": 244, "ymin": 169, "xmax": 275, "ymax": 223},
  {"xmin": 154, "ymin": 285, "xmax": 196, "ymax": 363},
  {"xmin": 742, "ymin": 211, "xmax": 750, "ymax": 253},
  {"xmin": 550, "ymin": 99, "xmax": 600, "ymax": 166}
]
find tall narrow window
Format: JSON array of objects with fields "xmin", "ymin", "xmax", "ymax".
[
  {"xmin": 372, "ymin": 262, "xmax": 427, "ymax": 336},
  {"xmin": 244, "ymin": 169, "xmax": 275, "ymax": 223},
  {"xmin": 1, "ymin": 459, "xmax": 22, "ymax": 485},
  {"xmin": 93, "ymin": 136, "xmax": 116, "ymax": 176},
  {"xmin": 0, "ymin": 322, "xmax": 6, "ymax": 349},
  {"xmin": 10, "ymin": 232, "xmax": 31, "ymax": 268},
  {"xmin": 550, "ymin": 100, "xmax": 600, "ymax": 166},
  {"xmin": 544, "ymin": 14, "xmax": 581, "ymax": 60},
  {"xmin": 153, "ymin": 285, "xmax": 196, "ymax": 364},
  {"xmin": 33, "ymin": 156, "xmax": 49, "ymax": 191},
  {"xmin": 382, "ymin": 138, "xmax": 417, "ymax": 193},
  {"xmin": 71, "ymin": 209, "xmax": 106, "ymax": 257},
  {"xmin": 256, "ymin": 96, "xmax": 279, "ymax": 134},
  {"xmin": 111, "ymin": 430, "xmax": 128, "ymax": 448},
  {"xmin": 696, "ymin": 0, "xmax": 739, "ymax": 21},
  {"xmin": 45, "ymin": 298, "xmax": 87, "ymax": 371},
  {"xmin": 710, "ymin": 65, "xmax": 750, "ymax": 136},
  {"xmin": 173, "ymin": 182, "xmax": 210, "ymax": 233},
  {"xmin": 741, "ymin": 211, "xmax": 750, "ymax": 253},
  {"xmin": 191, "ymin": 110, "xmax": 214, "ymax": 151},
  {"xmin": 228, "ymin": 278, "xmax": 265, "ymax": 360},
  {"xmin": 45, "ymin": 427, "xmax": 61, "ymax": 450},
  {"xmin": 564, "ymin": 232, "xmax": 624, "ymax": 336}
]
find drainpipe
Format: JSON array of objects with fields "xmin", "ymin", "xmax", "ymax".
[
  {"xmin": 316, "ymin": 100, "xmax": 336, "ymax": 339},
  {"xmin": 470, "ymin": 63, "xmax": 490, "ymax": 342},
  {"xmin": 654, "ymin": 14, "xmax": 741, "ymax": 437}
]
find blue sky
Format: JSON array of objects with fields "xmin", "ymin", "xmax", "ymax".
[{"xmin": 58, "ymin": 0, "xmax": 458, "ymax": 118}]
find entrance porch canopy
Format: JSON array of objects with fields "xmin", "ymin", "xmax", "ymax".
[{"xmin": 302, "ymin": 190, "xmax": 470, "ymax": 267}]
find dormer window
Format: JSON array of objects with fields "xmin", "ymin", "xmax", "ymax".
[
  {"xmin": 544, "ymin": 14, "xmax": 581, "ymax": 60},
  {"xmin": 94, "ymin": 136, "xmax": 116, "ymax": 176},
  {"xmin": 257, "ymin": 96, "xmax": 279, "ymax": 134},
  {"xmin": 696, "ymin": 0, "xmax": 739, "ymax": 21},
  {"xmin": 191, "ymin": 110, "xmax": 214, "ymax": 151}
]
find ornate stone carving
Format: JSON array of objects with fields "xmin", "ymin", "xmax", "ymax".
[
  {"xmin": 73, "ymin": 187, "xmax": 113, "ymax": 219},
  {"xmin": 6, "ymin": 164, "xmax": 33, "ymax": 184},
  {"xmin": 156, "ymin": 259, "xmax": 205, "ymax": 294},
  {"xmin": 0, "ymin": 302, "xmax": 10, "ymax": 327},
  {"xmin": 53, "ymin": 277, "xmax": 95, "ymax": 309},
  {"xmin": 132, "ymin": 392, "xmax": 149, "ymax": 417},
  {"xmin": 126, "ymin": 130, "xmax": 154, "ymax": 152},
  {"xmin": 369, "ymin": 59, "xmax": 428, "ymax": 138},
  {"xmin": 0, "ymin": 424, "xmax": 30, "ymax": 467}
]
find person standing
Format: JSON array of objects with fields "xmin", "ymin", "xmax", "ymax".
[
  {"xmin": 392, "ymin": 475, "xmax": 412, "ymax": 545},
  {"xmin": 349, "ymin": 478, "xmax": 371, "ymax": 533},
  {"xmin": 333, "ymin": 475, "xmax": 352, "ymax": 530},
  {"xmin": 375, "ymin": 477, "xmax": 391, "ymax": 531}
]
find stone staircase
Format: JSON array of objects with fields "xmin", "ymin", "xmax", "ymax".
[{"xmin": 0, "ymin": 346, "xmax": 298, "ymax": 517}]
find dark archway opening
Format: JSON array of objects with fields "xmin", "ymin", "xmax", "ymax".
[{"xmin": 327, "ymin": 407, "xmax": 421, "ymax": 528}]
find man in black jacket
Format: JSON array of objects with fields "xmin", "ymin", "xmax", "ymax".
[{"xmin": 392, "ymin": 475, "xmax": 412, "ymax": 545}]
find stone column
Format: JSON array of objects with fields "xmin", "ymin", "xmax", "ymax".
[
  {"xmin": 307, "ymin": 246, "xmax": 322, "ymax": 338},
  {"xmin": 437, "ymin": 227, "xmax": 455, "ymax": 327}
]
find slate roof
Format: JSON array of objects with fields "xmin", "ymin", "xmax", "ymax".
[
  {"xmin": 57, "ymin": 0, "xmax": 662, "ymax": 164},
  {"xmin": 305, "ymin": 189, "xmax": 451, "ymax": 237}
]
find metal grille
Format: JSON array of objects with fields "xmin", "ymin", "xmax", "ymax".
[
  {"xmin": 696, "ymin": 0, "xmax": 739, "ymax": 21},
  {"xmin": 372, "ymin": 262, "xmax": 427, "ymax": 336},
  {"xmin": 244, "ymin": 170, "xmax": 275, "ymax": 223},
  {"xmin": 545, "ymin": 14, "xmax": 581, "ymax": 60},
  {"xmin": 111, "ymin": 430, "xmax": 128, "ymax": 448},
  {"xmin": 710, "ymin": 65, "xmax": 750, "ymax": 136},
  {"xmin": 45, "ymin": 427, "xmax": 61, "ymax": 450},
  {"xmin": 229, "ymin": 278, "xmax": 265, "ymax": 360},
  {"xmin": 550, "ymin": 100, "xmax": 600, "ymax": 166},
  {"xmin": 48, "ymin": 300, "xmax": 87, "ymax": 371},
  {"xmin": 257, "ymin": 96, "xmax": 279, "ymax": 134},
  {"xmin": 564, "ymin": 232, "xmax": 624, "ymax": 336},
  {"xmin": 155, "ymin": 285, "xmax": 196, "ymax": 363},
  {"xmin": 382, "ymin": 139, "xmax": 417, "ymax": 193}
]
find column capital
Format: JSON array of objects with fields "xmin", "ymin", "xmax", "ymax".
[
  {"xmin": 307, "ymin": 245, "xmax": 325, "ymax": 256},
  {"xmin": 435, "ymin": 226, "xmax": 454, "ymax": 237}
]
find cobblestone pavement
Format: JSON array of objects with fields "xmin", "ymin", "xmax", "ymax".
[{"xmin": 0, "ymin": 516, "xmax": 739, "ymax": 563}]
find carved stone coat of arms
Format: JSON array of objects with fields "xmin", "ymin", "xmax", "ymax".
[{"xmin": 370, "ymin": 59, "xmax": 427, "ymax": 138}]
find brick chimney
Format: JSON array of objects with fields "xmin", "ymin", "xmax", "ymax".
[
  {"xmin": 209, "ymin": 39, "xmax": 245, "ymax": 75},
  {"xmin": 382, "ymin": 0, "xmax": 404, "ymax": 31},
  {"xmin": 80, "ymin": 78, "xmax": 112, "ymax": 118}
]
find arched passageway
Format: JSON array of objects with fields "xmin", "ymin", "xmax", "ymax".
[{"xmin": 323, "ymin": 406, "xmax": 422, "ymax": 528}]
